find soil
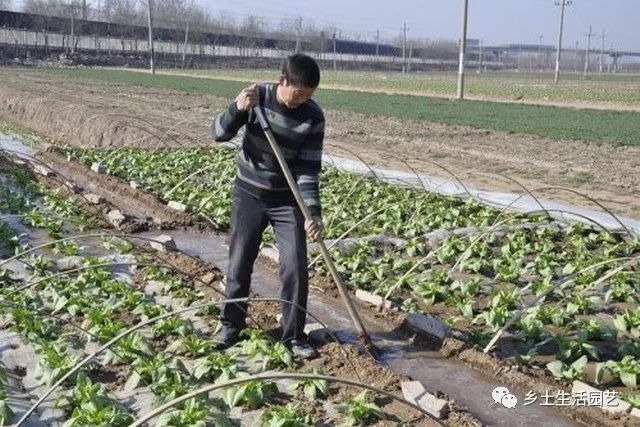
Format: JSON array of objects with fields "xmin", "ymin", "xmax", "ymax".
[
  {"xmin": 0, "ymin": 68, "xmax": 639, "ymax": 220},
  {"xmin": 37, "ymin": 148, "xmax": 196, "ymax": 229}
]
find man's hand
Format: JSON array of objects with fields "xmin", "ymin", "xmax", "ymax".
[
  {"xmin": 235, "ymin": 83, "xmax": 259, "ymax": 112},
  {"xmin": 305, "ymin": 218, "xmax": 323, "ymax": 241}
]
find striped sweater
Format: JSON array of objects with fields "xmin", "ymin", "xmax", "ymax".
[{"xmin": 211, "ymin": 83, "xmax": 325, "ymax": 218}]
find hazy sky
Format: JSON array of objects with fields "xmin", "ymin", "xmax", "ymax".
[{"xmin": 193, "ymin": 0, "xmax": 639, "ymax": 51}]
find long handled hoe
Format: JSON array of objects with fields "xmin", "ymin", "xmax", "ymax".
[{"xmin": 253, "ymin": 105, "xmax": 375, "ymax": 355}]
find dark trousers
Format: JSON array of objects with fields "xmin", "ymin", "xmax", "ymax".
[{"xmin": 220, "ymin": 186, "xmax": 309, "ymax": 343}]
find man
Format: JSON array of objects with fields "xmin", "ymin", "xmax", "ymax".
[{"xmin": 211, "ymin": 53, "xmax": 325, "ymax": 359}]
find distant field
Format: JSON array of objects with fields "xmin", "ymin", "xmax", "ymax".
[
  {"xmin": 29, "ymin": 67, "xmax": 640, "ymax": 146},
  {"xmin": 177, "ymin": 68, "xmax": 640, "ymax": 106}
]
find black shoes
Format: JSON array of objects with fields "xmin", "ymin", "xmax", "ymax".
[
  {"xmin": 214, "ymin": 330, "xmax": 241, "ymax": 350},
  {"xmin": 288, "ymin": 337, "xmax": 319, "ymax": 359}
]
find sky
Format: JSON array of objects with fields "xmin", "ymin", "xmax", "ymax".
[{"xmin": 192, "ymin": 0, "xmax": 639, "ymax": 52}]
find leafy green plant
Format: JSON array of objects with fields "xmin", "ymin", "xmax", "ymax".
[
  {"xmin": 547, "ymin": 355, "xmax": 588, "ymax": 381},
  {"xmin": 240, "ymin": 329, "xmax": 292, "ymax": 370},
  {"xmin": 0, "ymin": 391, "xmax": 14, "ymax": 427},
  {"xmin": 35, "ymin": 341, "xmax": 82, "ymax": 386},
  {"xmin": 191, "ymin": 353, "xmax": 240, "ymax": 382},
  {"xmin": 596, "ymin": 356, "xmax": 640, "ymax": 388},
  {"xmin": 53, "ymin": 240, "xmax": 81, "ymax": 256},
  {"xmin": 156, "ymin": 398, "xmax": 230, "ymax": 427},
  {"xmin": 257, "ymin": 403, "xmax": 314, "ymax": 427},
  {"xmin": 152, "ymin": 316, "xmax": 194, "ymax": 338},
  {"xmin": 335, "ymin": 390, "xmax": 383, "ymax": 426},
  {"xmin": 226, "ymin": 378, "xmax": 278, "ymax": 409},
  {"xmin": 556, "ymin": 337, "xmax": 599, "ymax": 362},
  {"xmin": 125, "ymin": 352, "xmax": 188, "ymax": 390},
  {"xmin": 166, "ymin": 334, "xmax": 214, "ymax": 357},
  {"xmin": 515, "ymin": 347, "xmax": 539, "ymax": 367},
  {"xmin": 62, "ymin": 402, "xmax": 133, "ymax": 427},
  {"xmin": 102, "ymin": 236, "xmax": 133, "ymax": 254},
  {"xmin": 614, "ymin": 309, "xmax": 640, "ymax": 338},
  {"xmin": 292, "ymin": 368, "xmax": 329, "ymax": 400}
]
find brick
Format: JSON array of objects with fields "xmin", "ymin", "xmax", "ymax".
[
  {"xmin": 200, "ymin": 271, "xmax": 218, "ymax": 285},
  {"xmin": 355, "ymin": 289, "xmax": 397, "ymax": 310},
  {"xmin": 55, "ymin": 256, "xmax": 84, "ymax": 271},
  {"xmin": 401, "ymin": 380, "xmax": 448, "ymax": 419},
  {"xmin": 405, "ymin": 313, "xmax": 450, "ymax": 340},
  {"xmin": 107, "ymin": 209, "xmax": 126, "ymax": 228},
  {"xmin": 167, "ymin": 200, "xmax": 187, "ymax": 212},
  {"xmin": 85, "ymin": 193, "xmax": 104, "ymax": 204},
  {"xmin": 90, "ymin": 162, "xmax": 107, "ymax": 174},
  {"xmin": 32, "ymin": 164, "xmax": 52, "ymax": 177}
]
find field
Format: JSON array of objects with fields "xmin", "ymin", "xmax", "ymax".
[
  {"xmin": 168, "ymin": 68, "xmax": 640, "ymax": 109},
  {"xmin": 1, "ymin": 64, "xmax": 640, "ymax": 426},
  {"xmin": 33, "ymin": 67, "xmax": 640, "ymax": 146}
]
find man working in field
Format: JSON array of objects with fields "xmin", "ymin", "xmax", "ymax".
[{"xmin": 211, "ymin": 53, "xmax": 325, "ymax": 359}]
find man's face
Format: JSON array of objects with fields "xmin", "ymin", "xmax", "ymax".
[{"xmin": 278, "ymin": 77, "xmax": 315, "ymax": 109}]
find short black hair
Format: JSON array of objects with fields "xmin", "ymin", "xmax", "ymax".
[{"xmin": 281, "ymin": 53, "xmax": 320, "ymax": 88}]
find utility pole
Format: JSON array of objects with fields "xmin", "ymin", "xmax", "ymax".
[
  {"xmin": 407, "ymin": 41, "xmax": 412, "ymax": 72},
  {"xmin": 599, "ymin": 29, "xmax": 606, "ymax": 74},
  {"xmin": 583, "ymin": 24, "xmax": 593, "ymax": 76},
  {"xmin": 182, "ymin": 21, "xmax": 189, "ymax": 67},
  {"xmin": 69, "ymin": 1, "xmax": 75, "ymax": 54},
  {"xmin": 457, "ymin": 0, "xmax": 469, "ymax": 99},
  {"xmin": 376, "ymin": 29, "xmax": 379, "ymax": 57},
  {"xmin": 332, "ymin": 31, "xmax": 336, "ymax": 71},
  {"xmin": 539, "ymin": 35, "xmax": 543, "ymax": 71},
  {"xmin": 147, "ymin": 0, "xmax": 155, "ymax": 74},
  {"xmin": 295, "ymin": 17, "xmax": 302, "ymax": 52},
  {"xmin": 554, "ymin": 0, "xmax": 571, "ymax": 84},
  {"xmin": 479, "ymin": 38, "xmax": 483, "ymax": 73},
  {"xmin": 402, "ymin": 22, "xmax": 407, "ymax": 73}
]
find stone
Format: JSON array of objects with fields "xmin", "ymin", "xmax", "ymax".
[
  {"xmin": 90, "ymin": 162, "xmax": 107, "ymax": 174},
  {"xmin": 405, "ymin": 313, "xmax": 450, "ymax": 340},
  {"xmin": 107, "ymin": 209, "xmax": 126, "ymax": 228},
  {"xmin": 32, "ymin": 164, "xmax": 52, "ymax": 177},
  {"xmin": 85, "ymin": 193, "xmax": 104, "ymax": 204},
  {"xmin": 200, "ymin": 271, "xmax": 218, "ymax": 285},
  {"xmin": 167, "ymin": 200, "xmax": 187, "ymax": 212},
  {"xmin": 130, "ymin": 181, "xmax": 140, "ymax": 190},
  {"xmin": 55, "ymin": 256, "xmax": 84, "ymax": 271},
  {"xmin": 64, "ymin": 180, "xmax": 82, "ymax": 193},
  {"xmin": 149, "ymin": 235, "xmax": 177, "ymax": 252},
  {"xmin": 355, "ymin": 289, "xmax": 397, "ymax": 310},
  {"xmin": 401, "ymin": 380, "xmax": 448, "ymax": 419}
]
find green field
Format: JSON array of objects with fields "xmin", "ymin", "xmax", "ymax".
[
  {"xmin": 179, "ymin": 68, "xmax": 640, "ymax": 105},
  {"xmin": 30, "ymin": 67, "xmax": 640, "ymax": 146}
]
